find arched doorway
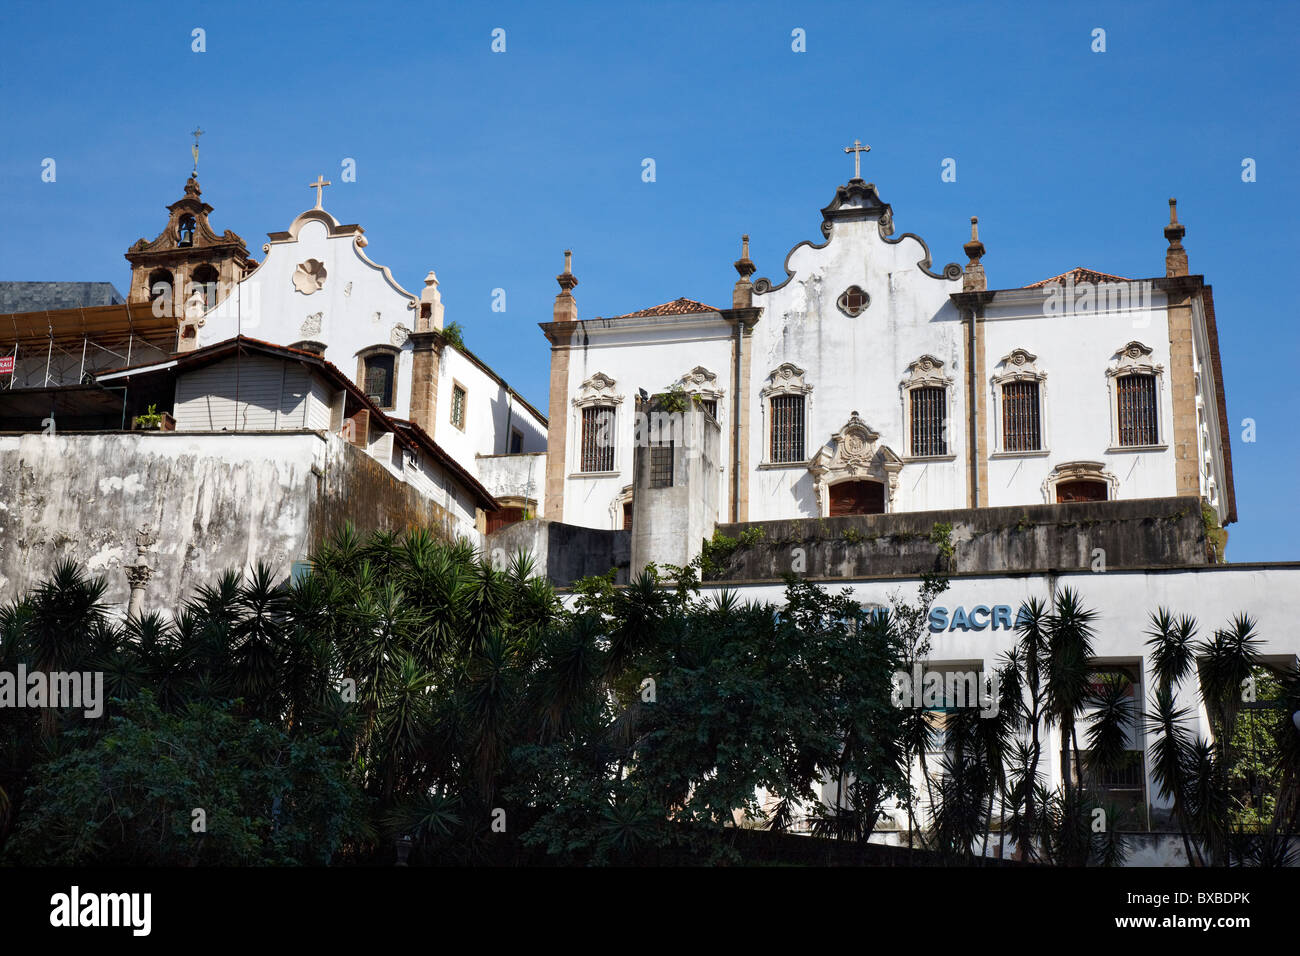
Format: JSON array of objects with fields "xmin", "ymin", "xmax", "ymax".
[
  {"xmin": 1056, "ymin": 479, "xmax": 1108, "ymax": 503},
  {"xmin": 829, "ymin": 479, "xmax": 885, "ymax": 516}
]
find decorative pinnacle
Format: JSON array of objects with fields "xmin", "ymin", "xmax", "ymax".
[
  {"xmin": 1164, "ymin": 197, "xmax": 1186, "ymax": 246},
  {"xmin": 734, "ymin": 233, "xmax": 756, "ymax": 279},
  {"xmin": 556, "ymin": 249, "xmax": 578, "ymax": 293},
  {"xmin": 963, "ymin": 216, "xmax": 985, "ymax": 262},
  {"xmin": 191, "ymin": 126, "xmax": 203, "ymax": 176}
]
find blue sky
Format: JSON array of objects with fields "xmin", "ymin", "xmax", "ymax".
[{"xmin": 2, "ymin": 0, "xmax": 1297, "ymax": 561}]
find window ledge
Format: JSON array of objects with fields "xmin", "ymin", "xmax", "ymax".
[
  {"xmin": 902, "ymin": 454, "xmax": 957, "ymax": 463},
  {"xmin": 989, "ymin": 449, "xmax": 1051, "ymax": 459},
  {"xmin": 757, "ymin": 460, "xmax": 811, "ymax": 470},
  {"xmin": 569, "ymin": 470, "xmax": 620, "ymax": 479},
  {"xmin": 1106, "ymin": 444, "xmax": 1168, "ymax": 453}
]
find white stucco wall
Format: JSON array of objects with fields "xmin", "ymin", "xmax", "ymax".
[
  {"xmin": 477, "ymin": 452, "xmax": 546, "ymax": 515},
  {"xmin": 559, "ymin": 315, "xmax": 734, "ymax": 530},
  {"xmin": 431, "ymin": 346, "xmax": 547, "ymax": 466},
  {"xmin": 549, "ymin": 200, "xmax": 1233, "ymax": 533},
  {"xmin": 748, "ymin": 217, "xmax": 966, "ymax": 519},
  {"xmin": 982, "ymin": 285, "xmax": 1176, "ymax": 506},
  {"xmin": 196, "ymin": 210, "xmax": 420, "ymax": 423},
  {"xmin": 190, "ymin": 205, "xmax": 548, "ymax": 491}
]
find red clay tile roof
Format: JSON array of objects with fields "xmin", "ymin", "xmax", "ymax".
[
  {"xmin": 612, "ymin": 297, "xmax": 721, "ymax": 318},
  {"xmin": 1024, "ymin": 267, "xmax": 1130, "ymax": 288}
]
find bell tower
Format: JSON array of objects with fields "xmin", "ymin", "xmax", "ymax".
[{"xmin": 124, "ymin": 133, "xmax": 255, "ymax": 349}]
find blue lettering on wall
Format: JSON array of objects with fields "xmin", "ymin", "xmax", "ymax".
[{"xmin": 929, "ymin": 604, "xmax": 1020, "ymax": 633}]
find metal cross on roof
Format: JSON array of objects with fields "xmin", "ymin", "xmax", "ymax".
[
  {"xmin": 844, "ymin": 139, "xmax": 870, "ymax": 180},
  {"xmin": 191, "ymin": 127, "xmax": 204, "ymax": 175}
]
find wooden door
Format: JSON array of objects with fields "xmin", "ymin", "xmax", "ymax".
[
  {"xmin": 1056, "ymin": 479, "xmax": 1107, "ymax": 503},
  {"xmin": 829, "ymin": 480, "xmax": 885, "ymax": 516},
  {"xmin": 487, "ymin": 506, "xmax": 524, "ymax": 534}
]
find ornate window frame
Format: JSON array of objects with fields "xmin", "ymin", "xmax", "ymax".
[
  {"xmin": 899, "ymin": 355, "xmax": 956, "ymax": 461},
  {"xmin": 836, "ymin": 285, "xmax": 870, "ymax": 317},
  {"xmin": 571, "ymin": 372, "xmax": 623, "ymax": 477},
  {"xmin": 759, "ymin": 363, "xmax": 813, "ymax": 467},
  {"xmin": 675, "ymin": 366, "xmax": 725, "ymax": 423},
  {"xmin": 1042, "ymin": 460, "xmax": 1119, "ymax": 503},
  {"xmin": 808, "ymin": 411, "xmax": 904, "ymax": 516},
  {"xmin": 1105, "ymin": 341, "xmax": 1167, "ymax": 452},
  {"xmin": 989, "ymin": 348, "xmax": 1050, "ymax": 457},
  {"xmin": 356, "ymin": 345, "xmax": 400, "ymax": 411}
]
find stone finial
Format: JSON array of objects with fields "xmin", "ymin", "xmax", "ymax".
[
  {"xmin": 962, "ymin": 216, "xmax": 987, "ymax": 292},
  {"xmin": 734, "ymin": 234, "xmax": 755, "ymax": 279},
  {"xmin": 419, "ymin": 270, "xmax": 445, "ymax": 332},
  {"xmin": 554, "ymin": 249, "xmax": 578, "ymax": 322},
  {"xmin": 1164, "ymin": 197, "xmax": 1188, "ymax": 277},
  {"xmin": 733, "ymin": 234, "xmax": 756, "ymax": 309}
]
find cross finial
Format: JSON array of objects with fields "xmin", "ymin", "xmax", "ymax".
[
  {"xmin": 309, "ymin": 175, "xmax": 331, "ymax": 209},
  {"xmin": 191, "ymin": 127, "xmax": 204, "ymax": 176},
  {"xmin": 843, "ymin": 139, "xmax": 870, "ymax": 180}
]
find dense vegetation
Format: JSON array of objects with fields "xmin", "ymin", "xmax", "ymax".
[{"xmin": 0, "ymin": 527, "xmax": 1296, "ymax": 865}]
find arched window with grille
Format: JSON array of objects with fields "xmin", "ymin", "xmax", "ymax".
[
  {"xmin": 900, "ymin": 355, "xmax": 953, "ymax": 459},
  {"xmin": 1116, "ymin": 373, "xmax": 1159, "ymax": 446},
  {"xmin": 572, "ymin": 372, "xmax": 622, "ymax": 475},
  {"xmin": 580, "ymin": 405, "xmax": 615, "ymax": 472},
  {"xmin": 990, "ymin": 349, "xmax": 1047, "ymax": 454},
  {"xmin": 761, "ymin": 363, "xmax": 813, "ymax": 465},
  {"xmin": 1106, "ymin": 342, "xmax": 1165, "ymax": 450},
  {"xmin": 909, "ymin": 387, "xmax": 947, "ymax": 457}
]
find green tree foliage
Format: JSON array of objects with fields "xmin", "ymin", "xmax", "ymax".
[
  {"xmin": 3, "ymin": 532, "xmax": 1292, "ymax": 867},
  {"xmin": 7, "ymin": 693, "xmax": 362, "ymax": 865},
  {"xmin": 1, "ymin": 530, "xmax": 919, "ymax": 865}
]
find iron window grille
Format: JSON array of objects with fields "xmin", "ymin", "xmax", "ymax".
[
  {"xmin": 580, "ymin": 405, "xmax": 615, "ymax": 472},
  {"xmin": 649, "ymin": 441, "xmax": 674, "ymax": 487},
  {"xmin": 910, "ymin": 386, "xmax": 947, "ymax": 457},
  {"xmin": 450, "ymin": 385, "xmax": 466, "ymax": 429},
  {"xmin": 770, "ymin": 394, "xmax": 805, "ymax": 463},
  {"xmin": 1001, "ymin": 380, "xmax": 1042, "ymax": 452},
  {"xmin": 1117, "ymin": 373, "xmax": 1158, "ymax": 446}
]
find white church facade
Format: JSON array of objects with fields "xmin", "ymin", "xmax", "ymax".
[
  {"xmin": 183, "ymin": 175, "xmax": 549, "ymax": 528},
  {"xmin": 539, "ymin": 159, "xmax": 1235, "ymax": 537}
]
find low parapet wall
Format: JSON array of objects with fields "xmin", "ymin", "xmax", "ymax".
[{"xmin": 710, "ymin": 496, "xmax": 1210, "ymax": 581}]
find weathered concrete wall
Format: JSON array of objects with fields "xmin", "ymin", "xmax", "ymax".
[
  {"xmin": 710, "ymin": 495, "xmax": 1209, "ymax": 581},
  {"xmin": 630, "ymin": 404, "xmax": 721, "ymax": 577},
  {"xmin": 487, "ymin": 517, "xmax": 629, "ymax": 585},
  {"xmin": 0, "ymin": 430, "xmax": 459, "ymax": 612},
  {"xmin": 476, "ymin": 451, "xmax": 546, "ymax": 514}
]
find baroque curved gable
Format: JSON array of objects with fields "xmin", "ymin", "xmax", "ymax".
[{"xmin": 753, "ymin": 181, "xmax": 961, "ymax": 295}]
